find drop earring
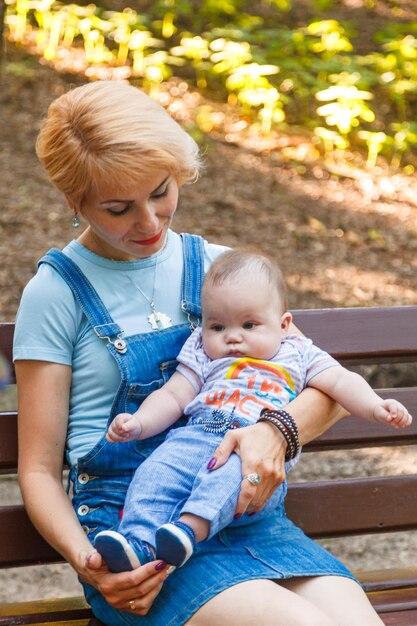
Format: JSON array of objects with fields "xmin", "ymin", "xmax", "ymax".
[{"xmin": 72, "ymin": 212, "xmax": 80, "ymax": 228}]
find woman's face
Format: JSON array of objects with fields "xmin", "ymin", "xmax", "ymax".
[{"xmin": 75, "ymin": 171, "xmax": 179, "ymax": 260}]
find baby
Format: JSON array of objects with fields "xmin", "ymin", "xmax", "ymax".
[{"xmin": 95, "ymin": 249, "xmax": 412, "ymax": 571}]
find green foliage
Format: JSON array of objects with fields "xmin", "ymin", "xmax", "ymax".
[
  {"xmin": 316, "ymin": 73, "xmax": 375, "ymax": 137},
  {"xmin": 4, "ymin": 0, "xmax": 417, "ymax": 169},
  {"xmin": 357, "ymin": 130, "xmax": 387, "ymax": 168}
]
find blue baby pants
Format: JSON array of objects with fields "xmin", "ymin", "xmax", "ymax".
[{"xmin": 118, "ymin": 423, "xmax": 287, "ymax": 547}]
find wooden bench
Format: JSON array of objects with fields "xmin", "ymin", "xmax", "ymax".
[{"xmin": 0, "ymin": 306, "xmax": 416, "ymax": 625}]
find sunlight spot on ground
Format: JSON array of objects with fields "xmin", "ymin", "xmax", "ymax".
[{"xmin": 287, "ymin": 266, "xmax": 417, "ymax": 307}]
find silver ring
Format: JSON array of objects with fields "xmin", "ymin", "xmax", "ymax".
[
  {"xmin": 244, "ymin": 472, "xmax": 261, "ymax": 486},
  {"xmin": 129, "ymin": 599, "xmax": 136, "ymax": 611}
]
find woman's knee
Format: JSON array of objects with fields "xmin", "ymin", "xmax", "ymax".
[
  {"xmin": 185, "ymin": 579, "xmax": 336, "ymax": 626},
  {"xmin": 282, "ymin": 575, "xmax": 383, "ymax": 626}
]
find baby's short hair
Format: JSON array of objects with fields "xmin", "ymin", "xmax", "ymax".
[{"xmin": 203, "ymin": 249, "xmax": 288, "ymax": 312}]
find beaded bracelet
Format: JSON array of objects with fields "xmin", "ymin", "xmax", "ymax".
[
  {"xmin": 262, "ymin": 409, "xmax": 300, "ymax": 460},
  {"xmin": 258, "ymin": 409, "xmax": 299, "ymax": 461},
  {"xmin": 267, "ymin": 409, "xmax": 300, "ymax": 459},
  {"xmin": 257, "ymin": 408, "xmax": 300, "ymax": 461}
]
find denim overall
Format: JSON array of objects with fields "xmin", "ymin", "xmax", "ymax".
[{"xmin": 38, "ymin": 234, "xmax": 355, "ymax": 626}]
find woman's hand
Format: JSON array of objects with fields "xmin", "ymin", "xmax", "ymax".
[
  {"xmin": 207, "ymin": 388, "xmax": 347, "ymax": 518},
  {"xmin": 80, "ymin": 549, "xmax": 171, "ymax": 616},
  {"xmin": 208, "ymin": 421, "xmax": 287, "ymax": 517}
]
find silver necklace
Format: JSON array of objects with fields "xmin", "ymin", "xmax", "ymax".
[{"xmin": 126, "ymin": 263, "xmax": 172, "ymax": 330}]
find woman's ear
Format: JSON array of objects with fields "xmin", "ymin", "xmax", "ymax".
[
  {"xmin": 281, "ymin": 311, "xmax": 293, "ymax": 332},
  {"xmin": 65, "ymin": 195, "xmax": 77, "ymax": 211}
]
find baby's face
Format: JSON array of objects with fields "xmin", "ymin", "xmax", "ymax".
[{"xmin": 201, "ymin": 274, "xmax": 291, "ymax": 361}]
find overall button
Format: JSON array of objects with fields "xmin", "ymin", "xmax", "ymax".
[
  {"xmin": 78, "ymin": 504, "xmax": 90, "ymax": 516},
  {"xmin": 78, "ymin": 473, "xmax": 90, "ymax": 484}
]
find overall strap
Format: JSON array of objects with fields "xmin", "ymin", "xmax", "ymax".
[
  {"xmin": 38, "ymin": 249, "xmax": 126, "ymax": 352},
  {"xmin": 180, "ymin": 233, "xmax": 205, "ymax": 321}
]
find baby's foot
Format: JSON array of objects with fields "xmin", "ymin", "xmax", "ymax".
[
  {"xmin": 95, "ymin": 530, "xmax": 151, "ymax": 573},
  {"xmin": 155, "ymin": 521, "xmax": 196, "ymax": 568}
]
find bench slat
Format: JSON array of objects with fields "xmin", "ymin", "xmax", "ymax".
[
  {"xmin": 1, "ymin": 586, "xmax": 417, "ymax": 626},
  {"xmin": 0, "ymin": 597, "xmax": 97, "ymax": 625},
  {"xmin": 358, "ymin": 566, "xmax": 417, "ymax": 593},
  {"xmin": 2, "ymin": 393, "xmax": 417, "ymax": 472},
  {"xmin": 292, "ymin": 306, "xmax": 417, "ymax": 363},
  {"xmin": 286, "ymin": 474, "xmax": 417, "ymax": 537},
  {"xmin": 0, "ymin": 324, "xmax": 14, "ymax": 384},
  {"xmin": 1, "ymin": 473, "xmax": 416, "ymax": 568},
  {"xmin": 369, "ymin": 586, "xmax": 417, "ymax": 613},
  {"xmin": 0, "ymin": 506, "xmax": 61, "ymax": 568},
  {"xmin": 0, "ymin": 613, "xmax": 94, "ymax": 625},
  {"xmin": 3, "ymin": 307, "xmax": 417, "ymax": 374},
  {"xmin": 0, "ymin": 413, "xmax": 18, "ymax": 472},
  {"xmin": 377, "ymin": 609, "xmax": 417, "ymax": 626}
]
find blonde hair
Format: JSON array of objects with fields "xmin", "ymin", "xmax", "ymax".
[
  {"xmin": 203, "ymin": 249, "xmax": 288, "ymax": 312},
  {"xmin": 36, "ymin": 80, "xmax": 201, "ymax": 204}
]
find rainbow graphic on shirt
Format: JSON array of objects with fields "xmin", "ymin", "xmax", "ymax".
[
  {"xmin": 204, "ymin": 357, "xmax": 297, "ymax": 416},
  {"xmin": 225, "ymin": 357, "xmax": 295, "ymax": 392}
]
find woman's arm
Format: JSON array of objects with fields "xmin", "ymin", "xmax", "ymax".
[
  {"xmin": 17, "ymin": 360, "xmax": 92, "ymax": 566},
  {"xmin": 286, "ymin": 319, "xmax": 348, "ymax": 444},
  {"xmin": 287, "ymin": 385, "xmax": 347, "ymax": 446},
  {"xmin": 16, "ymin": 360, "xmax": 169, "ymax": 614}
]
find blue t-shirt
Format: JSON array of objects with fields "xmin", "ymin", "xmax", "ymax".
[{"xmin": 13, "ymin": 231, "xmax": 228, "ymax": 464}]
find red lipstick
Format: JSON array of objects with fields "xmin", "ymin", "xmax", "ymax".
[{"xmin": 133, "ymin": 231, "xmax": 163, "ymax": 246}]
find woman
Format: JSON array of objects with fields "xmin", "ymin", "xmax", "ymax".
[{"xmin": 14, "ymin": 80, "xmax": 383, "ymax": 625}]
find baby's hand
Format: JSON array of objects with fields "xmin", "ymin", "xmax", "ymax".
[
  {"xmin": 373, "ymin": 400, "xmax": 412, "ymax": 429},
  {"xmin": 106, "ymin": 413, "xmax": 142, "ymax": 443}
]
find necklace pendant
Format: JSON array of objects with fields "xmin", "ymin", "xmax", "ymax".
[{"xmin": 148, "ymin": 311, "xmax": 172, "ymax": 330}]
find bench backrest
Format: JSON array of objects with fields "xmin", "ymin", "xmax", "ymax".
[{"xmin": 1, "ymin": 306, "xmax": 417, "ymax": 568}]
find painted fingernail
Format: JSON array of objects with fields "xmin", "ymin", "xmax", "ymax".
[
  {"xmin": 248, "ymin": 512, "xmax": 257, "ymax": 517},
  {"xmin": 155, "ymin": 561, "xmax": 167, "ymax": 571},
  {"xmin": 207, "ymin": 457, "xmax": 216, "ymax": 470},
  {"xmin": 233, "ymin": 513, "xmax": 242, "ymax": 520}
]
